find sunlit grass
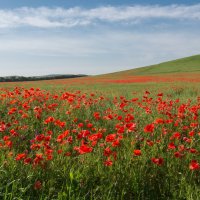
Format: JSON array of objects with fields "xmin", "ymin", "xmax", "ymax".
[{"xmin": 0, "ymin": 81, "xmax": 199, "ymax": 199}]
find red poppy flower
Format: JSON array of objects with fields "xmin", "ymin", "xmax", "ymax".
[
  {"xmin": 24, "ymin": 158, "xmax": 32, "ymax": 164},
  {"xmin": 151, "ymin": 157, "xmax": 164, "ymax": 166},
  {"xmin": 88, "ymin": 133, "xmax": 103, "ymax": 141},
  {"xmin": 133, "ymin": 149, "xmax": 141, "ymax": 156},
  {"xmin": 168, "ymin": 142, "xmax": 176, "ymax": 150},
  {"xmin": 77, "ymin": 143, "xmax": 93, "ymax": 155},
  {"xmin": 34, "ymin": 180, "xmax": 42, "ymax": 190},
  {"xmin": 144, "ymin": 124, "xmax": 155, "ymax": 133},
  {"xmin": 112, "ymin": 139, "xmax": 120, "ymax": 147},
  {"xmin": 189, "ymin": 148, "xmax": 198, "ymax": 154},
  {"xmin": 174, "ymin": 152, "xmax": 183, "ymax": 158},
  {"xmin": 104, "ymin": 158, "xmax": 113, "ymax": 167},
  {"xmin": 105, "ymin": 134, "xmax": 116, "ymax": 143},
  {"xmin": 104, "ymin": 147, "xmax": 112, "ymax": 157},
  {"xmin": 146, "ymin": 140, "xmax": 154, "ymax": 146},
  {"xmin": 154, "ymin": 118, "xmax": 164, "ymax": 124},
  {"xmin": 0, "ymin": 123, "xmax": 6, "ymax": 132},
  {"xmin": 15, "ymin": 153, "xmax": 26, "ymax": 161},
  {"xmin": 189, "ymin": 160, "xmax": 199, "ymax": 170},
  {"xmin": 44, "ymin": 116, "xmax": 55, "ymax": 124}
]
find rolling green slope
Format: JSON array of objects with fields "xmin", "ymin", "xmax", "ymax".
[{"xmin": 102, "ymin": 55, "xmax": 200, "ymax": 77}]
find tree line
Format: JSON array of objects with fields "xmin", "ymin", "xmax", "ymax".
[{"xmin": 0, "ymin": 74, "xmax": 87, "ymax": 82}]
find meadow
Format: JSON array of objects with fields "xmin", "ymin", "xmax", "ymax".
[{"xmin": 0, "ymin": 55, "xmax": 200, "ymax": 200}]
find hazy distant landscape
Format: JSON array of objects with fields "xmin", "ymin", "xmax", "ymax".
[{"xmin": 0, "ymin": 74, "xmax": 87, "ymax": 82}]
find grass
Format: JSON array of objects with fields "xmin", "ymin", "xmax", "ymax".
[
  {"xmin": 98, "ymin": 54, "xmax": 200, "ymax": 77},
  {"xmin": 0, "ymin": 82, "xmax": 200, "ymax": 199},
  {"xmin": 0, "ymin": 55, "xmax": 200, "ymax": 199}
]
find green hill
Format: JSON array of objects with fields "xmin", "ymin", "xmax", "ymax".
[{"xmin": 103, "ymin": 55, "xmax": 200, "ymax": 77}]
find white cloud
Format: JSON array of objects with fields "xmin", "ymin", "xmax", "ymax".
[
  {"xmin": 0, "ymin": 4, "xmax": 200, "ymax": 28},
  {"xmin": 0, "ymin": 30, "xmax": 199, "ymax": 76},
  {"xmin": 0, "ymin": 4, "xmax": 199, "ymax": 76}
]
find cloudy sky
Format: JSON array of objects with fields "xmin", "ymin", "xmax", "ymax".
[{"xmin": 0, "ymin": 0, "xmax": 200, "ymax": 76}]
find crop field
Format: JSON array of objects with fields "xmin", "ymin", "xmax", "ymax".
[{"xmin": 0, "ymin": 56, "xmax": 200, "ymax": 200}]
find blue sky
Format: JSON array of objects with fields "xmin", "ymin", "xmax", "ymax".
[
  {"xmin": 0, "ymin": 1, "xmax": 200, "ymax": 76},
  {"xmin": 1, "ymin": 0, "xmax": 200, "ymax": 8}
]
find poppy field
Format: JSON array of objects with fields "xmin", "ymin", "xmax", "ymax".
[{"xmin": 0, "ymin": 80, "xmax": 200, "ymax": 200}]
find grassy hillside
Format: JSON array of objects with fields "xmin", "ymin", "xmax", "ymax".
[{"xmin": 102, "ymin": 55, "xmax": 200, "ymax": 77}]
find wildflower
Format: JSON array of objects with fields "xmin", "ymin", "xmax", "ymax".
[
  {"xmin": 133, "ymin": 149, "xmax": 141, "ymax": 156},
  {"xmin": 105, "ymin": 134, "xmax": 116, "ymax": 143},
  {"xmin": 88, "ymin": 133, "xmax": 103, "ymax": 141},
  {"xmin": 189, "ymin": 160, "xmax": 199, "ymax": 170},
  {"xmin": 144, "ymin": 124, "xmax": 155, "ymax": 133},
  {"xmin": 75, "ymin": 141, "xmax": 93, "ymax": 155},
  {"xmin": 174, "ymin": 152, "xmax": 183, "ymax": 158},
  {"xmin": 168, "ymin": 142, "xmax": 176, "ymax": 150},
  {"xmin": 104, "ymin": 147, "xmax": 112, "ymax": 157},
  {"xmin": 15, "ymin": 153, "xmax": 26, "ymax": 161},
  {"xmin": 151, "ymin": 157, "xmax": 164, "ymax": 166},
  {"xmin": 104, "ymin": 158, "xmax": 113, "ymax": 167},
  {"xmin": 24, "ymin": 158, "xmax": 32, "ymax": 165},
  {"xmin": 34, "ymin": 180, "xmax": 42, "ymax": 190}
]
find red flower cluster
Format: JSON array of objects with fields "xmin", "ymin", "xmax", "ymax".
[{"xmin": 0, "ymin": 87, "xmax": 199, "ymax": 177}]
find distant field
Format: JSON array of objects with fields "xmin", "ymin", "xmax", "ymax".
[
  {"xmin": 0, "ymin": 55, "xmax": 200, "ymax": 200},
  {"xmin": 3, "ymin": 55, "xmax": 199, "ymax": 87}
]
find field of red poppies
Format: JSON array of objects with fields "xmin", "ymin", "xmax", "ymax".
[
  {"xmin": 0, "ymin": 82, "xmax": 199, "ymax": 199},
  {"xmin": 0, "ymin": 56, "xmax": 199, "ymax": 199}
]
